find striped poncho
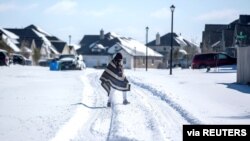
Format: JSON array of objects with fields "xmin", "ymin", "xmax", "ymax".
[{"xmin": 100, "ymin": 59, "xmax": 130, "ymax": 96}]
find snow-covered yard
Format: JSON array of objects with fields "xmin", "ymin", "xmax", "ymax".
[{"xmin": 0, "ymin": 65, "xmax": 249, "ymax": 141}]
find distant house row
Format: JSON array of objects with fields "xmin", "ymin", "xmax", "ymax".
[
  {"xmin": 77, "ymin": 29, "xmax": 163, "ymax": 69},
  {"xmin": 147, "ymin": 32, "xmax": 200, "ymax": 68},
  {"xmin": 78, "ymin": 29, "xmax": 200, "ymax": 69},
  {"xmin": 200, "ymin": 15, "xmax": 250, "ymax": 57},
  {"xmin": 1, "ymin": 24, "xmax": 200, "ymax": 69},
  {"xmin": 0, "ymin": 25, "xmax": 76, "ymax": 65}
]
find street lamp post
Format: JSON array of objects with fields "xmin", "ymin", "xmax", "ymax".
[
  {"xmin": 146, "ymin": 26, "xmax": 149, "ymax": 71},
  {"xmin": 170, "ymin": 5, "xmax": 175, "ymax": 75},
  {"xmin": 69, "ymin": 35, "xmax": 71, "ymax": 45}
]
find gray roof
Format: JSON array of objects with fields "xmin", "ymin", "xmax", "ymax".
[
  {"xmin": 239, "ymin": 15, "xmax": 250, "ymax": 24},
  {"xmin": 5, "ymin": 24, "xmax": 66, "ymax": 53},
  {"xmin": 5, "ymin": 27, "xmax": 44, "ymax": 48},
  {"xmin": 77, "ymin": 35, "xmax": 100, "ymax": 55},
  {"xmin": 204, "ymin": 24, "xmax": 227, "ymax": 32},
  {"xmin": 146, "ymin": 33, "xmax": 180, "ymax": 47},
  {"xmin": 77, "ymin": 33, "xmax": 121, "ymax": 55},
  {"xmin": 51, "ymin": 41, "xmax": 67, "ymax": 53}
]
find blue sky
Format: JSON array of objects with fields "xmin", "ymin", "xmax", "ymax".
[{"xmin": 1, "ymin": 0, "xmax": 250, "ymax": 45}]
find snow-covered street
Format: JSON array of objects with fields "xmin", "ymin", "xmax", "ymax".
[{"xmin": 0, "ymin": 65, "xmax": 250, "ymax": 141}]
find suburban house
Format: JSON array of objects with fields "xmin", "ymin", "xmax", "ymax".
[
  {"xmin": 77, "ymin": 30, "xmax": 163, "ymax": 69},
  {"xmin": 6, "ymin": 25, "xmax": 58, "ymax": 60},
  {"xmin": 146, "ymin": 32, "xmax": 200, "ymax": 68},
  {"xmin": 200, "ymin": 15, "xmax": 250, "ymax": 57},
  {"xmin": 200, "ymin": 15, "xmax": 250, "ymax": 84},
  {"xmin": 0, "ymin": 28, "xmax": 20, "ymax": 53},
  {"xmin": 201, "ymin": 24, "xmax": 227, "ymax": 53},
  {"xmin": 47, "ymin": 36, "xmax": 76, "ymax": 55},
  {"xmin": 1, "ymin": 24, "xmax": 74, "ymax": 65}
]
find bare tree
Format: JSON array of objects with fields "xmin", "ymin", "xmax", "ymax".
[{"xmin": 32, "ymin": 47, "xmax": 41, "ymax": 65}]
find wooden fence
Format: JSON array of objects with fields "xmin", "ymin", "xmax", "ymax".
[{"xmin": 237, "ymin": 46, "xmax": 250, "ymax": 84}]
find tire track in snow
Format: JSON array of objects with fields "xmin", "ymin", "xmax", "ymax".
[
  {"xmin": 74, "ymin": 73, "xmax": 112, "ymax": 141},
  {"xmin": 88, "ymin": 73, "xmax": 112, "ymax": 140},
  {"xmin": 132, "ymin": 86, "xmax": 185, "ymax": 141},
  {"xmin": 106, "ymin": 81, "xmax": 167, "ymax": 140},
  {"xmin": 50, "ymin": 71, "xmax": 111, "ymax": 141},
  {"xmin": 87, "ymin": 73, "xmax": 114, "ymax": 141},
  {"xmin": 90, "ymin": 72, "xmax": 185, "ymax": 140},
  {"xmin": 87, "ymin": 73, "xmax": 188, "ymax": 141},
  {"xmin": 50, "ymin": 73, "xmax": 95, "ymax": 141},
  {"xmin": 129, "ymin": 88, "xmax": 168, "ymax": 141},
  {"xmin": 129, "ymin": 78, "xmax": 202, "ymax": 125}
]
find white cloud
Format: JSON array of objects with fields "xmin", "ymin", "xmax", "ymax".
[
  {"xmin": 0, "ymin": 2, "xmax": 38, "ymax": 12},
  {"xmin": 44, "ymin": 1, "xmax": 119, "ymax": 17},
  {"xmin": 150, "ymin": 8, "xmax": 171, "ymax": 19},
  {"xmin": 81, "ymin": 6, "xmax": 119, "ymax": 17},
  {"xmin": 44, "ymin": 0, "xmax": 77, "ymax": 15},
  {"xmin": 196, "ymin": 9, "xmax": 240, "ymax": 22},
  {"xmin": 0, "ymin": 2, "xmax": 16, "ymax": 12}
]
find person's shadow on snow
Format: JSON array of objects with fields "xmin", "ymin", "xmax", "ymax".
[{"xmin": 72, "ymin": 103, "xmax": 107, "ymax": 109}]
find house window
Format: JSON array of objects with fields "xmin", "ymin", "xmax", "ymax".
[
  {"xmin": 123, "ymin": 57, "xmax": 126, "ymax": 64},
  {"xmin": 143, "ymin": 57, "xmax": 145, "ymax": 64},
  {"xmin": 115, "ymin": 46, "xmax": 120, "ymax": 51},
  {"xmin": 152, "ymin": 58, "xmax": 154, "ymax": 65}
]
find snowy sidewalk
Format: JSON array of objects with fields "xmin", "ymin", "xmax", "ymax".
[
  {"xmin": 0, "ymin": 66, "xmax": 83, "ymax": 141},
  {"xmin": 1, "ymin": 66, "xmax": 250, "ymax": 141}
]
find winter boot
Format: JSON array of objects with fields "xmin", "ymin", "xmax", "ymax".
[
  {"xmin": 123, "ymin": 99, "xmax": 130, "ymax": 105},
  {"xmin": 107, "ymin": 102, "xmax": 111, "ymax": 107}
]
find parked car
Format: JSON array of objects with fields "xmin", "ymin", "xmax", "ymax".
[
  {"xmin": 191, "ymin": 52, "xmax": 237, "ymax": 69},
  {"xmin": 57, "ymin": 54, "xmax": 85, "ymax": 70},
  {"xmin": 0, "ymin": 49, "xmax": 9, "ymax": 66},
  {"xmin": 38, "ymin": 59, "xmax": 49, "ymax": 67},
  {"xmin": 10, "ymin": 54, "xmax": 32, "ymax": 65}
]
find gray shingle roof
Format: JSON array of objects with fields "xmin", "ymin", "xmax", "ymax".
[
  {"xmin": 5, "ymin": 28, "xmax": 44, "ymax": 48},
  {"xmin": 51, "ymin": 41, "xmax": 66, "ymax": 53},
  {"xmin": 5, "ymin": 25, "xmax": 66, "ymax": 53},
  {"xmin": 204, "ymin": 24, "xmax": 227, "ymax": 32},
  {"xmin": 77, "ymin": 33, "xmax": 121, "ymax": 55},
  {"xmin": 146, "ymin": 33, "xmax": 180, "ymax": 47},
  {"xmin": 77, "ymin": 35, "xmax": 100, "ymax": 55}
]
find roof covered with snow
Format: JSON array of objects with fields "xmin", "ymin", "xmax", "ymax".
[
  {"xmin": 4, "ymin": 25, "xmax": 66, "ymax": 54},
  {"xmin": 69, "ymin": 43, "xmax": 81, "ymax": 50},
  {"xmin": 147, "ymin": 32, "xmax": 199, "ymax": 48},
  {"xmin": 116, "ymin": 37, "xmax": 162, "ymax": 57},
  {"xmin": 0, "ymin": 28, "xmax": 20, "ymax": 52},
  {"xmin": 78, "ymin": 32, "xmax": 162, "ymax": 57},
  {"xmin": 25, "ymin": 24, "xmax": 52, "ymax": 36},
  {"xmin": 5, "ymin": 27, "xmax": 44, "ymax": 48},
  {"xmin": 1, "ymin": 34, "xmax": 20, "ymax": 52},
  {"xmin": 0, "ymin": 27, "xmax": 19, "ymax": 39},
  {"xmin": 77, "ymin": 35, "xmax": 100, "ymax": 54},
  {"xmin": 51, "ymin": 41, "xmax": 67, "ymax": 53}
]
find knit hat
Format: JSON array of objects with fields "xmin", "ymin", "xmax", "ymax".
[{"xmin": 114, "ymin": 52, "xmax": 123, "ymax": 61}]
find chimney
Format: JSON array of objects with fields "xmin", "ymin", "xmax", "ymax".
[
  {"xmin": 100, "ymin": 29, "xmax": 104, "ymax": 40},
  {"xmin": 156, "ymin": 32, "xmax": 160, "ymax": 45}
]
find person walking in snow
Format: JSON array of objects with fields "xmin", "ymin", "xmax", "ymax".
[{"xmin": 100, "ymin": 52, "xmax": 130, "ymax": 107}]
